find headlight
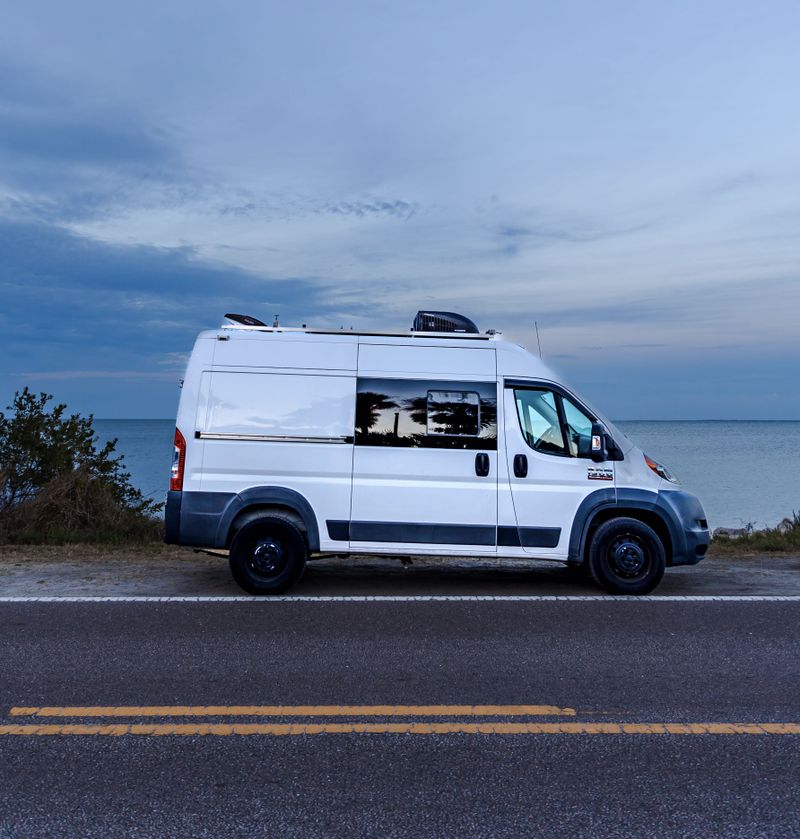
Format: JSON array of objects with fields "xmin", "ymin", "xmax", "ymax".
[{"xmin": 644, "ymin": 454, "xmax": 679, "ymax": 484}]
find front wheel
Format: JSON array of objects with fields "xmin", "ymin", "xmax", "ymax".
[
  {"xmin": 229, "ymin": 516, "xmax": 307, "ymax": 595},
  {"xmin": 588, "ymin": 517, "xmax": 665, "ymax": 595}
]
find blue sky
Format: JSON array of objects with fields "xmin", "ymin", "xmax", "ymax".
[{"xmin": 0, "ymin": 1, "xmax": 798, "ymax": 419}]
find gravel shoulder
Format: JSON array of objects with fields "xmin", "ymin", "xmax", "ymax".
[{"xmin": 0, "ymin": 544, "xmax": 798, "ymax": 597}]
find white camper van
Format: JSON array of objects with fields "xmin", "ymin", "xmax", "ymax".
[{"xmin": 165, "ymin": 311, "xmax": 709, "ymax": 595}]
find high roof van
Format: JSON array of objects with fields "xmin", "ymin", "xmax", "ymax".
[{"xmin": 165, "ymin": 311, "xmax": 709, "ymax": 595}]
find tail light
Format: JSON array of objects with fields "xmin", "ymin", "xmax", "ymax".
[{"xmin": 170, "ymin": 428, "xmax": 186, "ymax": 491}]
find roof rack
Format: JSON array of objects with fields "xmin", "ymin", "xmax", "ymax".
[
  {"xmin": 219, "ymin": 323, "xmax": 497, "ymax": 340},
  {"xmin": 219, "ymin": 310, "xmax": 500, "ymax": 340}
]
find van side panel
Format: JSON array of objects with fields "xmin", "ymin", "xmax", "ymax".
[
  {"xmin": 203, "ymin": 371, "xmax": 354, "ymax": 438},
  {"xmin": 212, "ymin": 332, "xmax": 357, "ymax": 371},
  {"xmin": 358, "ymin": 343, "xmax": 496, "ymax": 379},
  {"xmin": 196, "ymin": 368, "xmax": 356, "ymax": 551}
]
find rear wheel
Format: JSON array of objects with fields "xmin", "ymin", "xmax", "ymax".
[
  {"xmin": 229, "ymin": 516, "xmax": 307, "ymax": 595},
  {"xmin": 588, "ymin": 517, "xmax": 665, "ymax": 595}
]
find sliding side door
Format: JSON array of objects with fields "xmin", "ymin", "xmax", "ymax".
[{"xmin": 343, "ymin": 344, "xmax": 498, "ymax": 555}]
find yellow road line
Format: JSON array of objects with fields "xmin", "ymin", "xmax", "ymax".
[
  {"xmin": 9, "ymin": 704, "xmax": 575, "ymax": 718},
  {"xmin": 1, "ymin": 722, "xmax": 799, "ymax": 736}
]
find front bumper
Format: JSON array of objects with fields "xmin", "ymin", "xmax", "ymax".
[{"xmin": 657, "ymin": 489, "xmax": 710, "ymax": 566}]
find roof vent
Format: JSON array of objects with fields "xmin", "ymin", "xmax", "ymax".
[
  {"xmin": 224, "ymin": 313, "xmax": 267, "ymax": 327},
  {"xmin": 412, "ymin": 311, "xmax": 479, "ymax": 334}
]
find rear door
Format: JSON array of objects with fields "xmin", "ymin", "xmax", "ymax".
[
  {"xmin": 502, "ymin": 381, "xmax": 614, "ymax": 558},
  {"xmin": 346, "ymin": 344, "xmax": 498, "ymax": 554},
  {"xmin": 196, "ymin": 368, "xmax": 357, "ymax": 549}
]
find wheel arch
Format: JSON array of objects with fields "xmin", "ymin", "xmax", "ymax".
[
  {"xmin": 216, "ymin": 487, "xmax": 320, "ymax": 553},
  {"xmin": 569, "ymin": 489, "xmax": 678, "ymax": 567}
]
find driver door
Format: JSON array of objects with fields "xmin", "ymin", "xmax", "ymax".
[{"xmin": 502, "ymin": 383, "xmax": 613, "ymax": 557}]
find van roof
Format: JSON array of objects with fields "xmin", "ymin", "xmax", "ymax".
[{"xmin": 217, "ymin": 323, "xmax": 499, "ymax": 341}]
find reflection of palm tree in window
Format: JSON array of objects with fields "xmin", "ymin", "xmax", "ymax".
[
  {"xmin": 405, "ymin": 395, "xmax": 497, "ymax": 436},
  {"xmin": 355, "ymin": 392, "xmax": 398, "ymax": 437},
  {"xmin": 478, "ymin": 399, "xmax": 496, "ymax": 432},
  {"xmin": 406, "ymin": 396, "xmax": 427, "ymax": 428},
  {"xmin": 428, "ymin": 399, "xmax": 479, "ymax": 435}
]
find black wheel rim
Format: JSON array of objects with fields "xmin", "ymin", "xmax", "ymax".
[
  {"xmin": 247, "ymin": 536, "xmax": 288, "ymax": 579},
  {"xmin": 606, "ymin": 533, "xmax": 650, "ymax": 581}
]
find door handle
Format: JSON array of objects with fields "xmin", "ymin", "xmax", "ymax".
[
  {"xmin": 475, "ymin": 452, "xmax": 490, "ymax": 477},
  {"xmin": 513, "ymin": 453, "xmax": 528, "ymax": 478}
]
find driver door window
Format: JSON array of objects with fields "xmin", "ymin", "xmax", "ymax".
[
  {"xmin": 514, "ymin": 389, "xmax": 568, "ymax": 456},
  {"xmin": 513, "ymin": 388, "xmax": 596, "ymax": 459},
  {"xmin": 561, "ymin": 396, "xmax": 594, "ymax": 458}
]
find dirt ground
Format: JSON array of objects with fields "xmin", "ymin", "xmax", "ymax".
[{"xmin": 0, "ymin": 543, "xmax": 798, "ymax": 597}]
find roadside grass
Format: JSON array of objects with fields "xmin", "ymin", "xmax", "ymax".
[
  {"xmin": 0, "ymin": 542, "xmax": 187, "ymax": 562},
  {"xmin": 2, "ymin": 526, "xmax": 163, "ymax": 547},
  {"xmin": 710, "ymin": 513, "xmax": 800, "ymax": 555},
  {"xmin": 0, "ymin": 471, "xmax": 163, "ymax": 546}
]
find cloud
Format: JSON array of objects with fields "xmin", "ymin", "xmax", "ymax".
[
  {"xmin": 0, "ymin": 4, "xmax": 798, "ymax": 419},
  {"xmin": 0, "ymin": 105, "xmax": 175, "ymax": 169},
  {"xmin": 0, "ymin": 217, "xmax": 322, "ymax": 306},
  {"xmin": 0, "ymin": 60, "xmax": 190, "ymax": 231},
  {"xmin": 323, "ymin": 199, "xmax": 419, "ymax": 220},
  {"xmin": 0, "ymin": 218, "xmax": 353, "ymax": 398},
  {"xmin": 496, "ymin": 219, "xmax": 650, "ymax": 246}
]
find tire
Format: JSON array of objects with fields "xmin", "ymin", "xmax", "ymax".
[
  {"xmin": 229, "ymin": 516, "xmax": 307, "ymax": 595},
  {"xmin": 588, "ymin": 517, "xmax": 666, "ymax": 595}
]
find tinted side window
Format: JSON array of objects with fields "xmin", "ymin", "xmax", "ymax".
[{"xmin": 356, "ymin": 378, "xmax": 497, "ymax": 449}]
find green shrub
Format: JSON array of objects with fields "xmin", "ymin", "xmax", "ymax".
[
  {"xmin": 0, "ymin": 388, "xmax": 162, "ymax": 544},
  {"xmin": 711, "ymin": 513, "xmax": 800, "ymax": 554}
]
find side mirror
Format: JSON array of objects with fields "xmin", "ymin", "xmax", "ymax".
[{"xmin": 590, "ymin": 422, "xmax": 608, "ymax": 463}]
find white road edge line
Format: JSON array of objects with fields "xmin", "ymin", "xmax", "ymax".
[{"xmin": 0, "ymin": 595, "xmax": 798, "ymax": 603}]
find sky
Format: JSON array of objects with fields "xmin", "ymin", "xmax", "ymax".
[{"xmin": 0, "ymin": 0, "xmax": 798, "ymax": 420}]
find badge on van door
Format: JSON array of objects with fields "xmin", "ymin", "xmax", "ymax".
[{"xmin": 587, "ymin": 466, "xmax": 613, "ymax": 481}]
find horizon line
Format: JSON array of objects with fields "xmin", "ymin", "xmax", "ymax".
[{"xmin": 91, "ymin": 417, "xmax": 800, "ymax": 423}]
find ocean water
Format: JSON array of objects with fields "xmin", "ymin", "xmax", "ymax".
[
  {"xmin": 616, "ymin": 422, "xmax": 798, "ymax": 530},
  {"xmin": 93, "ymin": 419, "xmax": 799, "ymax": 530}
]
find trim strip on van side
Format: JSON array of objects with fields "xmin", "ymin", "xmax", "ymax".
[
  {"xmin": 326, "ymin": 521, "xmax": 561, "ymax": 548},
  {"xmin": 348, "ymin": 521, "xmax": 496, "ymax": 546},
  {"xmin": 498, "ymin": 526, "xmax": 561, "ymax": 549},
  {"xmin": 196, "ymin": 432, "xmax": 354, "ymax": 444}
]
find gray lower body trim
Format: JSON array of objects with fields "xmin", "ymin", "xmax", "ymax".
[
  {"xmin": 658, "ymin": 490, "xmax": 710, "ymax": 565},
  {"xmin": 498, "ymin": 526, "xmax": 561, "ymax": 549},
  {"xmin": 326, "ymin": 521, "xmax": 561, "ymax": 548},
  {"xmin": 326, "ymin": 520, "xmax": 350, "ymax": 541},
  {"xmin": 169, "ymin": 488, "xmax": 321, "ymax": 552},
  {"xmin": 164, "ymin": 490, "xmax": 182, "ymax": 544},
  {"xmin": 331, "ymin": 521, "xmax": 496, "ymax": 545},
  {"xmin": 177, "ymin": 491, "xmax": 237, "ymax": 548},
  {"xmin": 568, "ymin": 487, "xmax": 710, "ymax": 567}
]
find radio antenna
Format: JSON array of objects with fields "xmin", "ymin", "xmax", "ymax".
[{"xmin": 534, "ymin": 321, "xmax": 543, "ymax": 358}]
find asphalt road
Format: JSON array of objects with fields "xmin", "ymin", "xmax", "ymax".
[{"xmin": 1, "ymin": 598, "xmax": 799, "ymax": 838}]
